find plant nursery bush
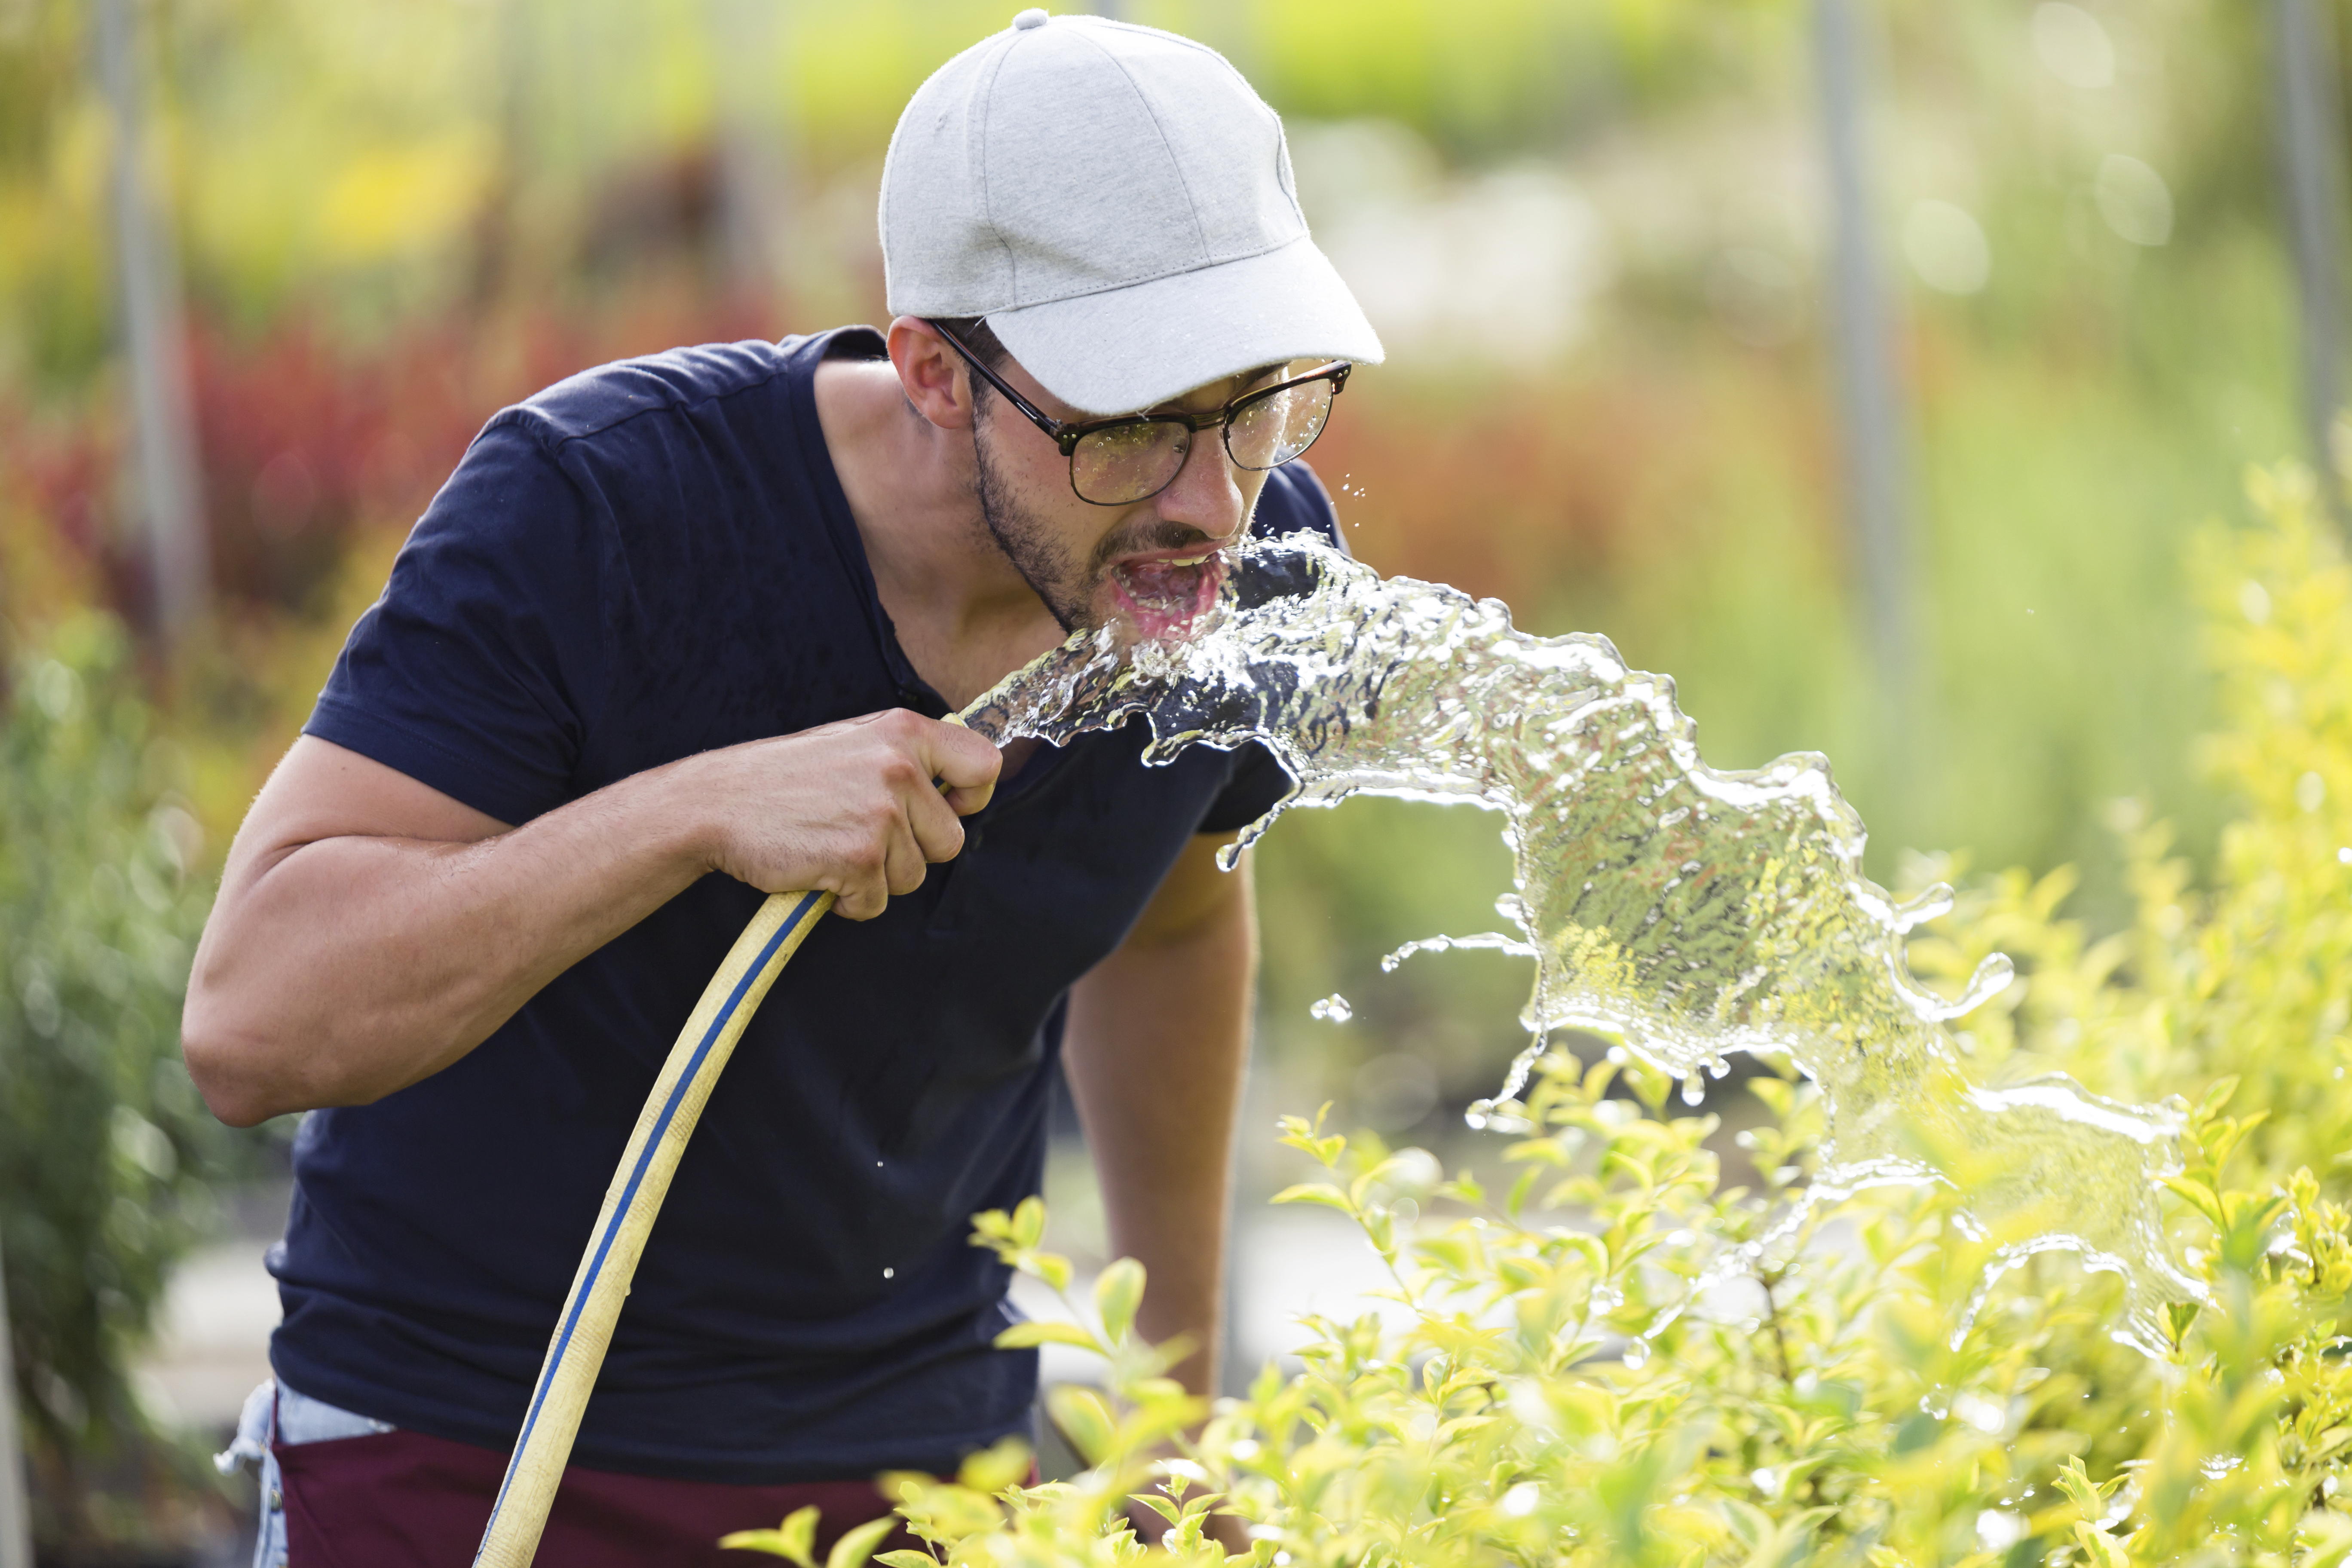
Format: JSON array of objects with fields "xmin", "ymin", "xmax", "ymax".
[
  {"xmin": 0, "ymin": 615, "xmax": 229, "ymax": 1551},
  {"xmin": 729, "ymin": 465, "xmax": 2352, "ymax": 1568}
]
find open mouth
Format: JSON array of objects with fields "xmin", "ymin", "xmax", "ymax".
[{"xmin": 1108, "ymin": 551, "xmax": 1227, "ymax": 640}]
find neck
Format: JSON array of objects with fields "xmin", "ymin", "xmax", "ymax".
[{"xmin": 815, "ymin": 358, "xmax": 1064, "ymax": 710}]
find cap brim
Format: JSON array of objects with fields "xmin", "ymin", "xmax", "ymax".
[{"xmin": 983, "ymin": 236, "xmax": 1385, "ymax": 416}]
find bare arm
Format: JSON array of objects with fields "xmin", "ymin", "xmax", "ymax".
[
  {"xmin": 182, "ymin": 714, "xmax": 1001, "ymax": 1128},
  {"xmin": 1062, "ymin": 833, "xmax": 1257, "ymax": 1400}
]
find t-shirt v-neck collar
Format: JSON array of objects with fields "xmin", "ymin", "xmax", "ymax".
[
  {"xmin": 785, "ymin": 325, "xmax": 954, "ymax": 723},
  {"xmin": 783, "ymin": 325, "xmax": 1068, "ymax": 802}
]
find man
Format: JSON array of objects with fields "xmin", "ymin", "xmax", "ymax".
[{"xmin": 184, "ymin": 9, "xmax": 1381, "ymax": 1564}]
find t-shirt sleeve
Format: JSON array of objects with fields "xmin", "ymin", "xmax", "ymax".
[
  {"xmin": 1195, "ymin": 461, "xmax": 1344, "ymax": 835},
  {"xmin": 303, "ymin": 415, "xmax": 607, "ymax": 826}
]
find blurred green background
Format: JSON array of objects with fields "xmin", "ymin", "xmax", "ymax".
[{"xmin": 1, "ymin": 0, "xmax": 2346, "ymax": 1559}]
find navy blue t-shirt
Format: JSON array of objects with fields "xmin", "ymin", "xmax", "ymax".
[{"xmin": 268, "ymin": 327, "xmax": 1335, "ymax": 1484}]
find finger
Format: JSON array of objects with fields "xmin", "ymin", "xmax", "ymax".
[
  {"xmin": 833, "ymin": 862, "xmax": 890, "ymax": 921},
  {"xmin": 883, "ymin": 817, "xmax": 930, "ymax": 896},
  {"xmin": 939, "ymin": 779, "xmax": 993, "ymax": 816},
  {"xmin": 829, "ymin": 812, "xmax": 899, "ymax": 919},
  {"xmin": 922, "ymin": 722, "xmax": 1003, "ymax": 815},
  {"xmin": 906, "ymin": 777, "xmax": 970, "ymax": 864}
]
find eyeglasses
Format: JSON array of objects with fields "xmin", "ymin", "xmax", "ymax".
[{"xmin": 928, "ymin": 318, "xmax": 1351, "ymax": 507}]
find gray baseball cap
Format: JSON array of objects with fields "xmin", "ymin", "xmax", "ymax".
[{"xmin": 879, "ymin": 8, "xmax": 1383, "ymax": 416}]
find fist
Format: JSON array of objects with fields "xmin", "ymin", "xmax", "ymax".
[{"xmin": 687, "ymin": 709, "xmax": 1005, "ymax": 919}]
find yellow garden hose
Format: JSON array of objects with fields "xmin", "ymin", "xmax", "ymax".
[
  {"xmin": 471, "ymin": 884, "xmax": 836, "ymax": 1567},
  {"xmin": 472, "ymin": 698, "xmax": 1017, "ymax": 1565}
]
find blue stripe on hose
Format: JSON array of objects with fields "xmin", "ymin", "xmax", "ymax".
[{"xmin": 477, "ymin": 889, "xmax": 826, "ymax": 1547}]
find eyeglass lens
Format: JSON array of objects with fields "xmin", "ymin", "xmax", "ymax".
[
  {"xmin": 1068, "ymin": 376, "xmax": 1337, "ymax": 505},
  {"xmin": 1071, "ymin": 420, "xmax": 1190, "ymax": 506},
  {"xmin": 1226, "ymin": 380, "xmax": 1332, "ymax": 470}
]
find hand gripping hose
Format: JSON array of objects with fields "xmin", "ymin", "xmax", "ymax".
[{"xmin": 473, "ymin": 703, "xmax": 1009, "ymax": 1566}]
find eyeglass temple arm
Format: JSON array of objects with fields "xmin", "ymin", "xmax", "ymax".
[{"xmin": 925, "ymin": 319, "xmax": 1082, "ymax": 452}]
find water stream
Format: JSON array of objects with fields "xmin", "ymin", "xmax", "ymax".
[{"xmin": 962, "ymin": 535, "xmax": 2201, "ymax": 1356}]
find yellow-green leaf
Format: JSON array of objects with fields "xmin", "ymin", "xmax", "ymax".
[
  {"xmin": 824, "ymin": 1516, "xmax": 900, "ymax": 1568},
  {"xmin": 717, "ymin": 1529, "xmax": 797, "ymax": 1558},
  {"xmin": 956, "ymin": 1434, "xmax": 1033, "ymax": 1494},
  {"xmin": 1095, "ymin": 1258, "xmax": 1146, "ymax": 1343},
  {"xmin": 2160, "ymin": 1173, "xmax": 2227, "ymax": 1229},
  {"xmin": 720, "ymin": 1504, "xmax": 820, "ymax": 1568},
  {"xmin": 1046, "ymin": 1382, "xmax": 1118, "ymax": 1464},
  {"xmin": 1271, "ymin": 1183, "xmax": 1353, "ymax": 1213},
  {"xmin": 993, "ymin": 1319, "xmax": 1103, "ymax": 1352}
]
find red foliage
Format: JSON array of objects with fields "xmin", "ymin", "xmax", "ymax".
[
  {"xmin": 1, "ymin": 291, "xmax": 787, "ymax": 632},
  {"xmin": 188, "ymin": 318, "xmax": 475, "ymax": 609}
]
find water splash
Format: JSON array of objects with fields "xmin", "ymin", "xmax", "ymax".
[
  {"xmin": 1380, "ymin": 932, "xmax": 1538, "ymax": 973},
  {"xmin": 965, "ymin": 535, "xmax": 2202, "ymax": 1355}
]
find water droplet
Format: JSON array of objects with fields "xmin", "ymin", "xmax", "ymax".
[
  {"xmin": 1975, "ymin": 1510, "xmax": 2025, "ymax": 1551},
  {"xmin": 1620, "ymin": 1337, "xmax": 1650, "ymax": 1369},
  {"xmin": 1678, "ymin": 1075, "xmax": 1704, "ymax": 1106},
  {"xmin": 1309, "ymin": 994, "xmax": 1353, "ymax": 1023},
  {"xmin": 882, "ymin": 1267, "xmax": 895, "ymax": 1279},
  {"xmin": 1952, "ymin": 1393, "xmax": 2006, "ymax": 1435}
]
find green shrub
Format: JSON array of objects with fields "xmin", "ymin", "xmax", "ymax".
[
  {"xmin": 0, "ymin": 614, "xmax": 229, "ymax": 1550},
  {"xmin": 721, "ymin": 466, "xmax": 2352, "ymax": 1565}
]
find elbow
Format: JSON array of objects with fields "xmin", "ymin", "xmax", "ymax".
[
  {"xmin": 181, "ymin": 988, "xmax": 294, "ymax": 1129},
  {"xmin": 182, "ymin": 982, "xmax": 422, "ymax": 1126},
  {"xmin": 201, "ymin": 1088, "xmax": 277, "ymax": 1132}
]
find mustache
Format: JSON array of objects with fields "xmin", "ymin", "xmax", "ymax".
[{"xmin": 1088, "ymin": 520, "xmax": 1222, "ymax": 575}]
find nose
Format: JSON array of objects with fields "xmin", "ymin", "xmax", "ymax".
[{"xmin": 1152, "ymin": 427, "xmax": 1248, "ymax": 543}]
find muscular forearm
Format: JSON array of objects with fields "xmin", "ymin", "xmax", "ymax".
[
  {"xmin": 185, "ymin": 712, "xmax": 999, "ymax": 1128},
  {"xmin": 184, "ymin": 756, "xmax": 720, "ymax": 1125},
  {"xmin": 1062, "ymin": 848, "xmax": 1256, "ymax": 1396}
]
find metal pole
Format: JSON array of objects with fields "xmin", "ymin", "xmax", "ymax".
[
  {"xmin": 2275, "ymin": 0, "xmax": 2348, "ymax": 515},
  {"xmin": 1814, "ymin": 0, "xmax": 1912, "ymax": 703},
  {"xmin": 0, "ymin": 1233, "xmax": 32, "ymax": 1568},
  {"xmin": 96, "ymin": 0, "xmax": 209, "ymax": 640},
  {"xmin": 706, "ymin": 0, "xmax": 792, "ymax": 300}
]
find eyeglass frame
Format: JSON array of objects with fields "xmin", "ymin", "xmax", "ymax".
[{"xmin": 926, "ymin": 318, "xmax": 1352, "ymax": 506}]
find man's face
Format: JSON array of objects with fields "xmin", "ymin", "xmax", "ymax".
[{"xmin": 966, "ymin": 357, "xmax": 1291, "ymax": 638}]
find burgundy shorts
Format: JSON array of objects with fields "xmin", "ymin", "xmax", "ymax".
[{"xmin": 273, "ymin": 1425, "xmax": 912, "ymax": 1568}]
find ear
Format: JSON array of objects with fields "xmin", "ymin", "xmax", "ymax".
[{"xmin": 887, "ymin": 316, "xmax": 977, "ymax": 432}]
